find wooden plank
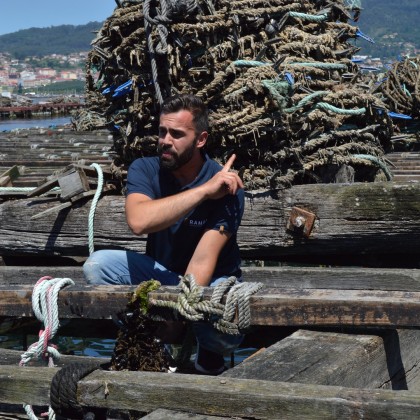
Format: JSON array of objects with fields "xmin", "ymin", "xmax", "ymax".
[
  {"xmin": 0, "ymin": 266, "xmax": 86, "ymax": 285},
  {"xmin": 0, "ymin": 348, "xmax": 108, "ymax": 367},
  {"xmin": 0, "ymin": 166, "xmax": 20, "ymax": 183},
  {"xmin": 223, "ymin": 329, "xmax": 420, "ymax": 391},
  {"xmin": 26, "ymin": 177, "xmax": 59, "ymax": 198},
  {"xmin": 2, "ymin": 284, "xmax": 420, "ymax": 329},
  {"xmin": 0, "ymin": 176, "xmax": 11, "ymax": 187},
  {"xmin": 141, "ymin": 408, "xmax": 237, "ymax": 419},
  {"xmin": 3, "ymin": 265, "xmax": 420, "ymax": 291},
  {"xmin": 1, "ymin": 365, "xmax": 420, "ymax": 419},
  {"xmin": 2, "ymin": 181, "xmax": 420, "ymax": 261}
]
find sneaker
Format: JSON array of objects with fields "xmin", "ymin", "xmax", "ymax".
[{"xmin": 194, "ymin": 345, "xmax": 226, "ymax": 375}]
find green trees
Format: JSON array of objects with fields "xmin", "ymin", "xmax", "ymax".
[{"xmin": 0, "ymin": 22, "xmax": 103, "ymax": 58}]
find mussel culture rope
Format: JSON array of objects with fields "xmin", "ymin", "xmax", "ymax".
[{"xmin": 72, "ymin": 0, "xmax": 410, "ymax": 191}]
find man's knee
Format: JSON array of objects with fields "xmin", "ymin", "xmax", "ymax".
[{"xmin": 83, "ymin": 251, "xmax": 106, "ymax": 284}]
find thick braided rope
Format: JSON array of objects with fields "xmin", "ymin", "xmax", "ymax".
[
  {"xmin": 150, "ymin": 274, "xmax": 263, "ymax": 334},
  {"xmin": 88, "ymin": 163, "xmax": 104, "ymax": 255},
  {"xmin": 143, "ymin": 0, "xmax": 166, "ymax": 104},
  {"xmin": 20, "ymin": 276, "xmax": 75, "ymax": 420}
]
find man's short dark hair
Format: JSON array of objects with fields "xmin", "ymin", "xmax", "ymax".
[{"xmin": 160, "ymin": 94, "xmax": 209, "ymax": 134}]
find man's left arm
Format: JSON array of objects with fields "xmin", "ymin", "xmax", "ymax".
[{"xmin": 185, "ymin": 229, "xmax": 232, "ymax": 286}]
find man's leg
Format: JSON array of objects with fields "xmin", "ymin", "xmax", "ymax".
[
  {"xmin": 83, "ymin": 250, "xmax": 180, "ymax": 285},
  {"xmin": 193, "ymin": 275, "xmax": 244, "ymax": 375}
]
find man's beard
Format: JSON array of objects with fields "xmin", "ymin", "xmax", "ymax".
[{"xmin": 159, "ymin": 138, "xmax": 197, "ymax": 171}]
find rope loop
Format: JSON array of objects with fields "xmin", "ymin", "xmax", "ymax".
[
  {"xmin": 50, "ymin": 362, "xmax": 102, "ymax": 420},
  {"xmin": 21, "ymin": 276, "xmax": 75, "ymax": 366},
  {"xmin": 20, "ymin": 276, "xmax": 75, "ymax": 419},
  {"xmin": 151, "ymin": 274, "xmax": 263, "ymax": 335}
]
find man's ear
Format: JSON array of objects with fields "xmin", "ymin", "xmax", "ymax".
[{"xmin": 196, "ymin": 131, "xmax": 208, "ymax": 149}]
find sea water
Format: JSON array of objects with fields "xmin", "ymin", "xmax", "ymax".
[{"xmin": 0, "ymin": 116, "xmax": 72, "ymax": 131}]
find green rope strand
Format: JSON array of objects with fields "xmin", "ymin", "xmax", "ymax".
[
  {"xmin": 287, "ymin": 62, "xmax": 348, "ymax": 70},
  {"xmin": 352, "ymin": 154, "xmax": 393, "ymax": 181},
  {"xmin": 284, "ymin": 91, "xmax": 329, "ymax": 113},
  {"xmin": 315, "ymin": 102, "xmax": 366, "ymax": 115},
  {"xmin": 289, "ymin": 12, "xmax": 328, "ymax": 22},
  {"xmin": 232, "ymin": 60, "xmax": 271, "ymax": 67}
]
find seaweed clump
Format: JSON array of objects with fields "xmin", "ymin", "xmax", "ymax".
[{"xmin": 110, "ymin": 280, "xmax": 171, "ymax": 372}]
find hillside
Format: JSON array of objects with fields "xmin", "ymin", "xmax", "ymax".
[
  {"xmin": 355, "ymin": 0, "xmax": 419, "ymax": 58},
  {"xmin": 0, "ymin": 2, "xmax": 418, "ymax": 60},
  {"xmin": 0, "ymin": 22, "xmax": 103, "ymax": 59}
]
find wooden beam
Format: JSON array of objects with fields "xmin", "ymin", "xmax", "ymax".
[
  {"xmin": 141, "ymin": 409, "xmax": 233, "ymax": 419},
  {"xmin": 2, "ymin": 265, "xmax": 420, "ymax": 291},
  {"xmin": 2, "ymin": 181, "xmax": 420, "ymax": 262},
  {"xmin": 1, "ymin": 365, "xmax": 420, "ymax": 418},
  {"xmin": 223, "ymin": 329, "xmax": 420, "ymax": 391},
  {"xmin": 0, "ymin": 348, "xmax": 108, "ymax": 367},
  {"xmin": 2, "ymin": 284, "xmax": 420, "ymax": 329}
]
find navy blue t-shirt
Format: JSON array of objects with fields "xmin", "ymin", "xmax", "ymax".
[{"xmin": 126, "ymin": 155, "xmax": 244, "ymax": 278}]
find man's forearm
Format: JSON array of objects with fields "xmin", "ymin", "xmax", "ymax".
[{"xmin": 126, "ymin": 185, "xmax": 207, "ymax": 234}]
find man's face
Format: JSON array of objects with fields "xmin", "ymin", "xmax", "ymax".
[{"xmin": 158, "ymin": 110, "xmax": 200, "ymax": 171}]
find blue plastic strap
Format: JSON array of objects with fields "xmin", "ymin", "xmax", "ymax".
[
  {"xmin": 388, "ymin": 112, "xmax": 412, "ymax": 120},
  {"xmin": 356, "ymin": 29, "xmax": 375, "ymax": 44},
  {"xmin": 284, "ymin": 72, "xmax": 294, "ymax": 85}
]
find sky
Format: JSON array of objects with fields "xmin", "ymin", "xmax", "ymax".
[{"xmin": 0, "ymin": 0, "xmax": 117, "ymax": 36}]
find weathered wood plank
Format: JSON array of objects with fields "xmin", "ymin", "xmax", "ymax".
[
  {"xmin": 3, "ymin": 265, "xmax": 420, "ymax": 291},
  {"xmin": 223, "ymin": 329, "xmax": 420, "ymax": 391},
  {"xmin": 0, "ymin": 348, "xmax": 108, "ymax": 367},
  {"xmin": 141, "ymin": 408, "xmax": 240, "ymax": 419},
  {"xmin": 1, "ymin": 365, "xmax": 420, "ymax": 419},
  {"xmin": 2, "ymin": 181, "xmax": 420, "ymax": 262},
  {"xmin": 2, "ymin": 284, "xmax": 420, "ymax": 329}
]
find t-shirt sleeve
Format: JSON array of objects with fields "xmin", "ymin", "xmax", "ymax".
[
  {"xmin": 205, "ymin": 189, "xmax": 245, "ymax": 234},
  {"xmin": 126, "ymin": 158, "xmax": 156, "ymax": 198}
]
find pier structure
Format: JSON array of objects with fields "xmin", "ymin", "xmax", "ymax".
[{"xmin": 0, "ymin": 102, "xmax": 85, "ymax": 118}]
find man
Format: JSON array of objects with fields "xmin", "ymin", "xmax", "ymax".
[{"xmin": 83, "ymin": 94, "xmax": 245, "ymax": 374}]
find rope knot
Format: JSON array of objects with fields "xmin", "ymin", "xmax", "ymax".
[{"xmin": 151, "ymin": 274, "xmax": 263, "ymax": 335}]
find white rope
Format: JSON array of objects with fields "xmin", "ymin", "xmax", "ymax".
[
  {"xmin": 20, "ymin": 276, "xmax": 74, "ymax": 420},
  {"xmin": 88, "ymin": 163, "xmax": 104, "ymax": 255}
]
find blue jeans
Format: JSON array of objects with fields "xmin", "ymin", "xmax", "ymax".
[{"xmin": 83, "ymin": 250, "xmax": 244, "ymax": 354}]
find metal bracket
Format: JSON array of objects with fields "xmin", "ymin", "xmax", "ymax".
[{"xmin": 287, "ymin": 207, "xmax": 316, "ymax": 238}]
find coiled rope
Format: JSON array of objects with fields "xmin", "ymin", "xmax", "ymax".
[
  {"xmin": 150, "ymin": 274, "xmax": 264, "ymax": 335},
  {"xmin": 20, "ymin": 276, "xmax": 75, "ymax": 420},
  {"xmin": 88, "ymin": 163, "xmax": 104, "ymax": 255}
]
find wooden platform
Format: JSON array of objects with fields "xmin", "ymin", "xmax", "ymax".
[{"xmin": 2, "ymin": 129, "xmax": 420, "ymax": 418}]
